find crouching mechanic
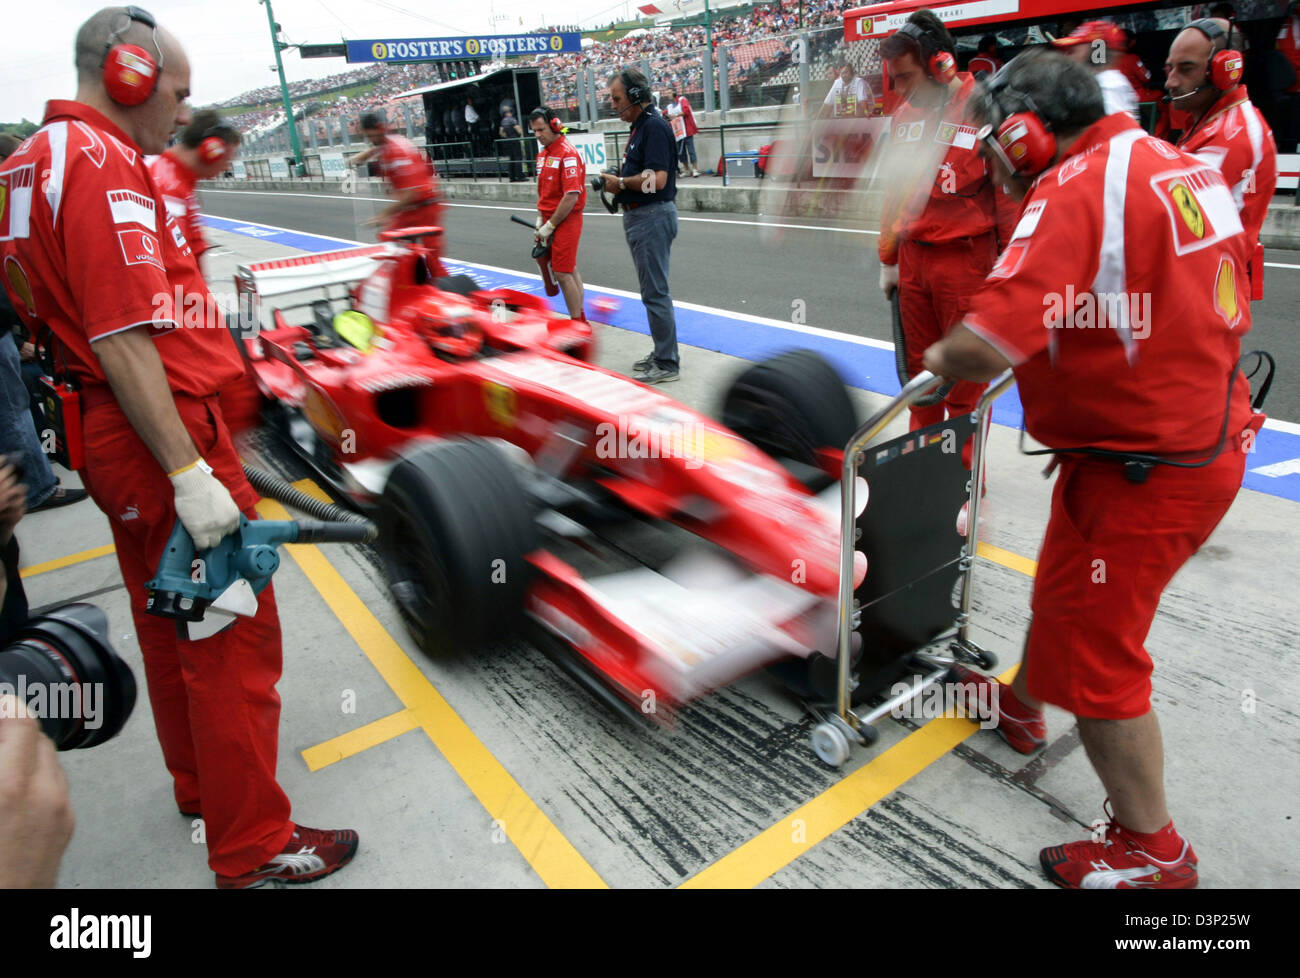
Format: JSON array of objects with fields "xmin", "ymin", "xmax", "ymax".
[
  {"xmin": 148, "ymin": 108, "xmax": 240, "ymax": 267},
  {"xmin": 530, "ymin": 107, "xmax": 587, "ymax": 320},
  {"xmin": 924, "ymin": 50, "xmax": 1261, "ymax": 889},
  {"xmin": 0, "ymin": 5, "xmax": 358, "ymax": 888},
  {"xmin": 350, "ymin": 110, "xmax": 445, "ymax": 269}
]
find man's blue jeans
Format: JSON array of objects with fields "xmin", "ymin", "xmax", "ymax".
[
  {"xmin": 679, "ymin": 136, "xmax": 698, "ymax": 166},
  {"xmin": 0, "ymin": 334, "xmax": 56, "ymax": 507},
  {"xmin": 622, "ymin": 201, "xmax": 679, "ymax": 371}
]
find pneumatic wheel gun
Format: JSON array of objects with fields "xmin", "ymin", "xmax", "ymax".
[{"xmin": 145, "ymin": 517, "xmax": 376, "ymax": 640}]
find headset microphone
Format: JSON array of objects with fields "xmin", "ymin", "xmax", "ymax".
[{"xmin": 1163, "ymin": 85, "xmax": 1212, "ymax": 103}]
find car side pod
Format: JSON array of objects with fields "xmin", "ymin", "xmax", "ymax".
[{"xmin": 809, "ymin": 369, "xmax": 1016, "ymax": 768}]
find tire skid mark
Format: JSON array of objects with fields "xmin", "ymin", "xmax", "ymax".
[{"xmin": 780, "ymin": 794, "xmax": 1042, "ymax": 888}]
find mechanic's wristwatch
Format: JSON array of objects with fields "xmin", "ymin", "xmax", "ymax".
[{"xmin": 618, "ymin": 176, "xmax": 626, "ymax": 191}]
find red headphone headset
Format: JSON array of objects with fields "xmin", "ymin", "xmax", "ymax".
[
  {"xmin": 896, "ymin": 22, "xmax": 957, "ymax": 85},
  {"xmin": 1188, "ymin": 18, "xmax": 1244, "ymax": 91},
  {"xmin": 198, "ymin": 133, "xmax": 229, "ymax": 165},
  {"xmin": 102, "ymin": 6, "xmax": 163, "ymax": 106},
  {"xmin": 980, "ymin": 73, "xmax": 1057, "ymax": 178},
  {"xmin": 549, "ymin": 116, "xmax": 564, "ymax": 134}
]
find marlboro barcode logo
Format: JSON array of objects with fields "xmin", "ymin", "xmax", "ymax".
[{"xmin": 107, "ymin": 188, "xmax": 157, "ymax": 231}]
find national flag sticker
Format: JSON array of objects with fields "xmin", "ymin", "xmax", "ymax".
[{"xmin": 117, "ymin": 229, "xmax": 164, "ymax": 270}]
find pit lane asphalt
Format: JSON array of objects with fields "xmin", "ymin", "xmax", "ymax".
[{"xmin": 198, "ymin": 186, "xmax": 1300, "ymax": 424}]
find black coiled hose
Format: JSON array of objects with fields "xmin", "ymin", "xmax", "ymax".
[{"xmin": 242, "ymin": 464, "xmax": 377, "ymax": 542}]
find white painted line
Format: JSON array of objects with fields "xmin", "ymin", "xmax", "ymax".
[
  {"xmin": 200, "ymin": 188, "xmax": 877, "ymax": 234},
  {"xmin": 451, "ymin": 258, "xmax": 896, "ymax": 349},
  {"xmin": 203, "ymin": 188, "xmax": 391, "ymax": 204}
]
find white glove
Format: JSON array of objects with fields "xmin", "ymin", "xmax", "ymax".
[
  {"xmin": 879, "ymin": 263, "xmax": 899, "ymax": 300},
  {"xmin": 534, "ymin": 214, "xmax": 544, "ymax": 229},
  {"xmin": 536, "ymin": 220, "xmax": 555, "ymax": 244},
  {"xmin": 169, "ymin": 458, "xmax": 241, "ymax": 552}
]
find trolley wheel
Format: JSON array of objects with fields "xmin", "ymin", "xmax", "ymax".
[
  {"xmin": 811, "ymin": 722, "xmax": 852, "ymax": 767},
  {"xmin": 974, "ymin": 649, "xmax": 998, "ymax": 672},
  {"xmin": 858, "ymin": 722, "xmax": 880, "ymax": 746}
]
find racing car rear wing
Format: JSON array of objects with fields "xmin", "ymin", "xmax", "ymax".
[{"xmin": 235, "ymin": 244, "xmax": 389, "ymax": 299}]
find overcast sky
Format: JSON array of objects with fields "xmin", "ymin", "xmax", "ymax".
[{"xmin": 3, "ymin": 0, "xmax": 639, "ymax": 122}]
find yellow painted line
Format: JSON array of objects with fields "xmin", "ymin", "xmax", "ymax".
[
  {"xmin": 681, "ymin": 716, "xmax": 982, "ymax": 888},
  {"xmin": 682, "ymin": 662, "xmax": 1022, "ymax": 889},
  {"xmin": 977, "ymin": 541, "xmax": 1037, "ymax": 578},
  {"xmin": 258, "ymin": 491, "xmax": 607, "ymax": 889},
  {"xmin": 301, "ymin": 709, "xmax": 419, "ymax": 772},
  {"xmin": 20, "ymin": 544, "xmax": 116, "ymax": 579}
]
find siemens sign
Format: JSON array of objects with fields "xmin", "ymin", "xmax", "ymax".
[
  {"xmin": 346, "ymin": 33, "xmax": 581, "ymax": 63},
  {"xmin": 566, "ymin": 134, "xmax": 608, "ymax": 175}
]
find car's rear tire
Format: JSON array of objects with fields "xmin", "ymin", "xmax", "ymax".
[
  {"xmin": 720, "ymin": 350, "xmax": 858, "ymax": 466},
  {"xmin": 377, "ymin": 438, "xmax": 537, "ymax": 653}
]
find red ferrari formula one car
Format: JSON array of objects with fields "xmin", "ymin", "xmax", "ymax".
[{"xmin": 234, "ymin": 227, "xmax": 868, "ymax": 720}]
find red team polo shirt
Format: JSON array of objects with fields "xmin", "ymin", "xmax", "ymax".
[
  {"xmin": 964, "ymin": 113, "xmax": 1255, "ymax": 455},
  {"xmin": 149, "ymin": 148, "xmax": 209, "ymax": 258},
  {"xmin": 1176, "ymin": 88, "xmax": 1278, "ymax": 252},
  {"xmin": 377, "ymin": 133, "xmax": 437, "ymax": 200},
  {"xmin": 0, "ymin": 101, "xmax": 243, "ymax": 398},
  {"xmin": 878, "ymin": 74, "xmax": 1018, "ymax": 265},
  {"xmin": 536, "ymin": 135, "xmax": 586, "ymax": 220}
]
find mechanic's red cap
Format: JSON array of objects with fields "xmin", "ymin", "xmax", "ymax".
[{"xmin": 1051, "ymin": 20, "xmax": 1125, "ymax": 50}]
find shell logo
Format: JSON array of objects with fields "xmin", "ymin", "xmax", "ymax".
[
  {"xmin": 1214, "ymin": 256, "xmax": 1242, "ymax": 329},
  {"xmin": 4, "ymin": 257, "xmax": 35, "ymax": 316}
]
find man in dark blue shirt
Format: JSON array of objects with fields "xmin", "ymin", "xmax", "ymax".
[{"xmin": 598, "ymin": 68, "xmax": 681, "ymax": 383}]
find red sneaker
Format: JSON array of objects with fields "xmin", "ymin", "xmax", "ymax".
[
  {"xmin": 216, "ymin": 825, "xmax": 359, "ymax": 889},
  {"xmin": 948, "ymin": 664, "xmax": 1046, "ymax": 754},
  {"xmin": 1041, "ymin": 817, "xmax": 1198, "ymax": 890}
]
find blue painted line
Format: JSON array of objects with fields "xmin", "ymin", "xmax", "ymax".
[{"xmin": 206, "ymin": 213, "xmax": 1300, "ymax": 503}]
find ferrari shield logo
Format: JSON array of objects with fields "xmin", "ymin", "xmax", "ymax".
[
  {"xmin": 483, "ymin": 382, "xmax": 517, "ymax": 427},
  {"xmin": 1170, "ymin": 181, "xmax": 1205, "ymax": 238}
]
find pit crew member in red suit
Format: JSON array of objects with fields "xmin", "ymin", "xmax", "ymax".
[
  {"xmin": 350, "ymin": 110, "xmax": 445, "ymax": 270},
  {"xmin": 925, "ymin": 50, "xmax": 1261, "ymax": 890},
  {"xmin": 530, "ymin": 106, "xmax": 588, "ymax": 320},
  {"xmin": 147, "ymin": 107, "xmax": 240, "ymax": 265},
  {"xmin": 0, "ymin": 5, "xmax": 357, "ymax": 889},
  {"xmin": 877, "ymin": 10, "xmax": 1018, "ymax": 432},
  {"xmin": 1166, "ymin": 17, "xmax": 1278, "ymax": 300}
]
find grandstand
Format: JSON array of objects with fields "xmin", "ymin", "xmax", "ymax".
[{"xmin": 213, "ymin": 0, "xmax": 865, "ymax": 151}]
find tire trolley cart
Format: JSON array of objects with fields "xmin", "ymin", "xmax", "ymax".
[{"xmin": 807, "ymin": 369, "xmax": 1016, "ymax": 767}]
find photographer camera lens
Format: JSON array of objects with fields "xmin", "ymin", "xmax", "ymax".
[{"xmin": 0, "ymin": 603, "xmax": 136, "ymax": 750}]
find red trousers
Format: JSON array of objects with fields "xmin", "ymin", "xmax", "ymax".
[
  {"xmin": 80, "ymin": 392, "xmax": 293, "ymax": 876},
  {"xmin": 1025, "ymin": 447, "xmax": 1246, "ymax": 719},
  {"xmin": 897, "ymin": 232, "xmax": 997, "ymax": 429}
]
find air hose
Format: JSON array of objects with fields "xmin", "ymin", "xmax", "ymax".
[{"xmin": 243, "ymin": 464, "xmax": 378, "ymax": 542}]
